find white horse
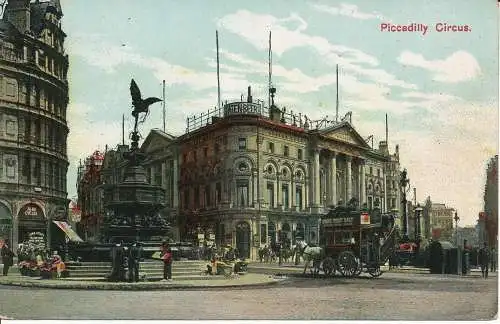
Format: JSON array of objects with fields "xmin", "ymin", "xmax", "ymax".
[{"xmin": 295, "ymin": 240, "xmax": 323, "ymax": 275}]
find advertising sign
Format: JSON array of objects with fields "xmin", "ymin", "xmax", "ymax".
[{"xmin": 360, "ymin": 212, "xmax": 370, "ymax": 225}]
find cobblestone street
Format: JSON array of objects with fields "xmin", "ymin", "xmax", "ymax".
[{"xmin": 0, "ymin": 272, "xmax": 497, "ymax": 320}]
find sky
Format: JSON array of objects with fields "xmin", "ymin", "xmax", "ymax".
[{"xmin": 59, "ymin": 0, "xmax": 498, "ymax": 226}]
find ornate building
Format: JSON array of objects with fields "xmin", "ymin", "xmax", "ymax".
[
  {"xmin": 0, "ymin": 0, "xmax": 69, "ymax": 250},
  {"xmin": 482, "ymin": 155, "xmax": 498, "ymax": 248},
  {"xmin": 76, "ymin": 150, "xmax": 104, "ymax": 242},
  {"xmin": 177, "ymin": 87, "xmax": 402, "ymax": 259}
]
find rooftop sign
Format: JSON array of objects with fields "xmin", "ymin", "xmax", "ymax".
[{"xmin": 224, "ymin": 102, "xmax": 261, "ymax": 116}]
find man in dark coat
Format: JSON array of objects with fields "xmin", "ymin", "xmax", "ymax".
[
  {"xmin": 1, "ymin": 239, "xmax": 15, "ymax": 276},
  {"xmin": 478, "ymin": 242, "xmax": 490, "ymax": 279},
  {"xmin": 129, "ymin": 242, "xmax": 142, "ymax": 282}
]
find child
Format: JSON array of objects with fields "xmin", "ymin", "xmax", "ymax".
[{"xmin": 161, "ymin": 245, "xmax": 172, "ymax": 281}]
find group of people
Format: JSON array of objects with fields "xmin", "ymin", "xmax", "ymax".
[
  {"xmin": 478, "ymin": 242, "xmax": 496, "ymax": 279},
  {"xmin": 107, "ymin": 242, "xmax": 143, "ymax": 282}
]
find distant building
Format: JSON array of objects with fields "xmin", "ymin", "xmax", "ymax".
[
  {"xmin": 425, "ymin": 201, "xmax": 455, "ymax": 241},
  {"xmin": 482, "ymin": 155, "xmax": 498, "ymax": 248},
  {"xmin": 453, "ymin": 226, "xmax": 479, "ymax": 248},
  {"xmin": 0, "ymin": 0, "xmax": 69, "ymax": 250},
  {"xmin": 76, "ymin": 150, "xmax": 104, "ymax": 242}
]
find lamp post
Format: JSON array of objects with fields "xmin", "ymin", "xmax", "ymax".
[
  {"xmin": 399, "ymin": 169, "xmax": 411, "ymax": 241},
  {"xmin": 454, "ymin": 211, "xmax": 461, "ymax": 275},
  {"xmin": 415, "ymin": 205, "xmax": 423, "ymax": 253}
]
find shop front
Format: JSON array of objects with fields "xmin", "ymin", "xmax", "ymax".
[{"xmin": 18, "ymin": 203, "xmax": 47, "ymax": 247}]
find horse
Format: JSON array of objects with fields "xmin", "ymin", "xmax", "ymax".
[{"xmin": 295, "ymin": 240, "xmax": 323, "ymax": 276}]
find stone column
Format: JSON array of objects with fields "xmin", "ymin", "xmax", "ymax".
[
  {"xmin": 276, "ymin": 177, "xmax": 281, "ymax": 208},
  {"xmin": 252, "ymin": 170, "xmax": 258, "ymax": 206},
  {"xmin": 360, "ymin": 160, "xmax": 366, "ymax": 205},
  {"xmin": 291, "ymin": 179, "xmax": 296, "ymax": 210},
  {"xmin": 330, "ymin": 152, "xmax": 337, "ymax": 206},
  {"xmin": 346, "ymin": 156, "xmax": 352, "ymax": 202},
  {"xmin": 313, "ymin": 149, "xmax": 321, "ymax": 206},
  {"xmin": 172, "ymin": 158, "xmax": 179, "ymax": 208},
  {"xmin": 383, "ymin": 171, "xmax": 387, "ymax": 213}
]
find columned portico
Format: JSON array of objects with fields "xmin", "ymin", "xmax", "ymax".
[
  {"xmin": 313, "ymin": 149, "xmax": 321, "ymax": 206},
  {"xmin": 346, "ymin": 156, "xmax": 352, "ymax": 202},
  {"xmin": 330, "ymin": 152, "xmax": 337, "ymax": 206},
  {"xmin": 360, "ymin": 159, "xmax": 366, "ymax": 205}
]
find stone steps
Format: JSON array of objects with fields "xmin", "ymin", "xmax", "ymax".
[{"xmin": 66, "ymin": 260, "xmax": 210, "ymax": 280}]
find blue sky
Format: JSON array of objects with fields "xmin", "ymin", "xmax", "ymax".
[{"xmin": 60, "ymin": 0, "xmax": 498, "ymax": 226}]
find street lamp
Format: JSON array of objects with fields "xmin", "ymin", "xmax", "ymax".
[
  {"xmin": 454, "ymin": 212, "xmax": 461, "ymax": 275},
  {"xmin": 415, "ymin": 205, "xmax": 423, "ymax": 255}
]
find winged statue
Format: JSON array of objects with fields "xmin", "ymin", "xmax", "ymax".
[{"xmin": 130, "ymin": 79, "xmax": 162, "ymax": 131}]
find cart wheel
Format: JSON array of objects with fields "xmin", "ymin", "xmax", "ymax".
[
  {"xmin": 338, "ymin": 251, "xmax": 358, "ymax": 277},
  {"xmin": 368, "ymin": 265, "xmax": 382, "ymax": 278},
  {"xmin": 322, "ymin": 257, "xmax": 335, "ymax": 276}
]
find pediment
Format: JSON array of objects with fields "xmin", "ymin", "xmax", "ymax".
[
  {"xmin": 141, "ymin": 129, "xmax": 176, "ymax": 154},
  {"xmin": 321, "ymin": 123, "xmax": 371, "ymax": 148}
]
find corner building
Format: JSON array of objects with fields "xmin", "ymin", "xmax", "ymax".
[
  {"xmin": 178, "ymin": 89, "xmax": 402, "ymax": 260},
  {"xmin": 0, "ymin": 0, "xmax": 69, "ymax": 250}
]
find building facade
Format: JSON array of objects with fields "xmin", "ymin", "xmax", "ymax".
[
  {"xmin": 76, "ymin": 150, "xmax": 104, "ymax": 242},
  {"xmin": 0, "ymin": 0, "xmax": 69, "ymax": 250},
  {"xmin": 426, "ymin": 202, "xmax": 454, "ymax": 241},
  {"xmin": 177, "ymin": 88, "xmax": 403, "ymax": 259},
  {"xmin": 482, "ymin": 155, "xmax": 498, "ymax": 248}
]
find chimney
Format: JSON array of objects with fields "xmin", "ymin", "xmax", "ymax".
[{"xmin": 247, "ymin": 86, "xmax": 253, "ymax": 103}]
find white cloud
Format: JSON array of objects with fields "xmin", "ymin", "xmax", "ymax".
[
  {"xmin": 356, "ymin": 98, "xmax": 497, "ymax": 226},
  {"xmin": 398, "ymin": 50, "xmax": 482, "ymax": 83},
  {"xmin": 310, "ymin": 3, "xmax": 386, "ymax": 21},
  {"xmin": 217, "ymin": 10, "xmax": 416, "ymax": 90}
]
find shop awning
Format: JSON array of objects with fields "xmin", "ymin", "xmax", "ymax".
[{"xmin": 53, "ymin": 221, "xmax": 84, "ymax": 242}]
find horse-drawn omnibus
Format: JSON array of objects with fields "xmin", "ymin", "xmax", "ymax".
[{"xmin": 304, "ymin": 202, "xmax": 399, "ymax": 278}]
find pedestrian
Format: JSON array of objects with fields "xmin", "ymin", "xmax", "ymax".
[
  {"xmin": 478, "ymin": 242, "xmax": 490, "ymax": 279},
  {"xmin": 490, "ymin": 247, "xmax": 496, "ymax": 273},
  {"xmin": 161, "ymin": 243, "xmax": 173, "ymax": 281},
  {"xmin": 1, "ymin": 239, "xmax": 15, "ymax": 276}
]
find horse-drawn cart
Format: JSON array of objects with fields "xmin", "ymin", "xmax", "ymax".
[{"xmin": 316, "ymin": 204, "xmax": 398, "ymax": 278}]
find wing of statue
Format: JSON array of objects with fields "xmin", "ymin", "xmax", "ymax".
[
  {"xmin": 130, "ymin": 79, "xmax": 142, "ymax": 104},
  {"xmin": 143, "ymin": 97, "xmax": 162, "ymax": 107}
]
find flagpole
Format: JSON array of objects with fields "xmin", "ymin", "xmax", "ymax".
[
  {"xmin": 336, "ymin": 64, "xmax": 339, "ymax": 123},
  {"xmin": 162, "ymin": 80, "xmax": 166, "ymax": 132},
  {"xmin": 268, "ymin": 30, "xmax": 272, "ymax": 108},
  {"xmin": 216, "ymin": 30, "xmax": 221, "ymax": 114}
]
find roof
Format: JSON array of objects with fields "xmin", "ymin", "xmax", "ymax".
[{"xmin": 30, "ymin": 0, "xmax": 63, "ymax": 35}]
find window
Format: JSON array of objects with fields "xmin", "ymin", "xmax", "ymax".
[
  {"xmin": 34, "ymin": 158, "xmax": 41, "ymax": 185},
  {"xmin": 214, "ymin": 143, "xmax": 220, "ymax": 154},
  {"xmin": 238, "ymin": 138, "xmax": 247, "ymax": 150},
  {"xmin": 146, "ymin": 168, "xmax": 151, "ymax": 183},
  {"xmin": 203, "ymin": 147, "xmax": 208, "ymax": 157},
  {"xmin": 267, "ymin": 182, "xmax": 274, "ymax": 207},
  {"xmin": 368, "ymin": 196, "xmax": 373, "ymax": 209},
  {"xmin": 193, "ymin": 151, "xmax": 197, "ymax": 162},
  {"xmin": 194, "ymin": 187, "xmax": 200, "ymax": 208},
  {"xmin": 377, "ymin": 169, "xmax": 380, "ymax": 177},
  {"xmin": 391, "ymin": 198, "xmax": 396, "ymax": 209},
  {"xmin": 282, "ymin": 184, "xmax": 289, "ymax": 209},
  {"xmin": 184, "ymin": 190, "xmax": 190, "ymax": 208},
  {"xmin": 23, "ymin": 155, "xmax": 30, "ymax": 183},
  {"xmin": 182, "ymin": 154, "xmax": 187, "ymax": 163},
  {"xmin": 268, "ymin": 142, "xmax": 274, "ymax": 153},
  {"xmin": 369, "ymin": 167, "xmax": 373, "ymax": 175},
  {"xmin": 296, "ymin": 186, "xmax": 303, "ymax": 210},
  {"xmin": 24, "ymin": 117, "xmax": 31, "ymax": 143},
  {"xmin": 48, "ymin": 162, "xmax": 53, "ymax": 187},
  {"xmin": 236, "ymin": 181, "xmax": 249, "ymax": 207},
  {"xmin": 154, "ymin": 164, "xmax": 162, "ymax": 186},
  {"xmin": 297, "ymin": 149, "xmax": 303, "ymax": 160},
  {"xmin": 204, "ymin": 185, "xmax": 210, "ymax": 207},
  {"xmin": 283, "ymin": 145, "xmax": 289, "ymax": 157},
  {"xmin": 260, "ymin": 224, "xmax": 267, "ymax": 244},
  {"xmin": 216, "ymin": 182, "xmax": 222, "ymax": 203}
]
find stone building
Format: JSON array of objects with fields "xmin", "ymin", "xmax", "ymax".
[
  {"xmin": 482, "ymin": 155, "xmax": 498, "ymax": 248},
  {"xmin": 425, "ymin": 202, "xmax": 455, "ymax": 241},
  {"xmin": 0, "ymin": 0, "xmax": 69, "ymax": 250},
  {"xmin": 139, "ymin": 129, "xmax": 179, "ymax": 240},
  {"xmin": 76, "ymin": 150, "xmax": 104, "ymax": 242},
  {"xmin": 177, "ymin": 87, "xmax": 402, "ymax": 260}
]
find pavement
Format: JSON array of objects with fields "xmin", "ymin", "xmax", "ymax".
[{"xmin": 0, "ymin": 271, "xmax": 285, "ymax": 290}]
